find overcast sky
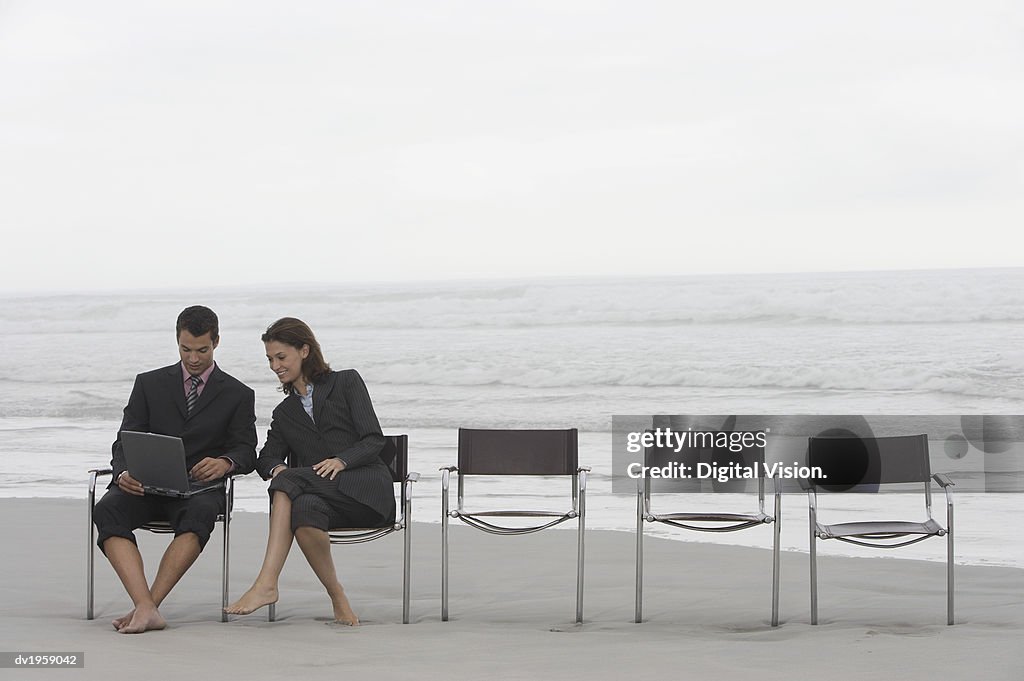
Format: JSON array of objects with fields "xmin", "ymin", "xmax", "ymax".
[{"xmin": 1, "ymin": 1, "xmax": 1021, "ymax": 293}]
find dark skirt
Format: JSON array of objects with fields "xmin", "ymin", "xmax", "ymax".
[{"xmin": 268, "ymin": 467, "xmax": 392, "ymax": 532}]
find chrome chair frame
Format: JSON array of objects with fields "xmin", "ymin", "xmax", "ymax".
[
  {"xmin": 267, "ymin": 434, "xmax": 418, "ymax": 624},
  {"xmin": 441, "ymin": 428, "xmax": 589, "ymax": 623},
  {"xmin": 634, "ymin": 449, "xmax": 781, "ymax": 626},
  {"xmin": 87, "ymin": 468, "xmax": 233, "ymax": 622},
  {"xmin": 805, "ymin": 434, "xmax": 955, "ymax": 625}
]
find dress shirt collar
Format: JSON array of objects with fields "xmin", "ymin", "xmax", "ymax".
[{"xmin": 181, "ymin": 361, "xmax": 216, "ymax": 397}]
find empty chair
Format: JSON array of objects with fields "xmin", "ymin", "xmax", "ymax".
[
  {"xmin": 804, "ymin": 434, "xmax": 955, "ymax": 625},
  {"xmin": 267, "ymin": 434, "xmax": 419, "ymax": 623},
  {"xmin": 635, "ymin": 435, "xmax": 781, "ymax": 626},
  {"xmin": 441, "ymin": 428, "xmax": 589, "ymax": 623},
  {"xmin": 87, "ymin": 469, "xmax": 233, "ymax": 622}
]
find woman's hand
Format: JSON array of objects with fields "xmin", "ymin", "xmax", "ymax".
[{"xmin": 313, "ymin": 457, "xmax": 346, "ymax": 480}]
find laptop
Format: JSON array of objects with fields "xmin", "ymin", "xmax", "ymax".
[{"xmin": 120, "ymin": 431, "xmax": 223, "ymax": 498}]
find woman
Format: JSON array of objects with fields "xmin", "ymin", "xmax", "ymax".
[{"xmin": 225, "ymin": 318, "xmax": 395, "ymax": 624}]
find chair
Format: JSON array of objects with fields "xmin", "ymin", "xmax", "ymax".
[
  {"xmin": 441, "ymin": 428, "xmax": 589, "ymax": 623},
  {"xmin": 267, "ymin": 434, "xmax": 419, "ymax": 623},
  {"xmin": 804, "ymin": 434, "xmax": 955, "ymax": 625},
  {"xmin": 634, "ymin": 434, "xmax": 781, "ymax": 626},
  {"xmin": 87, "ymin": 469, "xmax": 233, "ymax": 622}
]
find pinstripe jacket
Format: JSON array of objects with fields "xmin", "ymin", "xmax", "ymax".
[{"xmin": 256, "ymin": 369, "xmax": 395, "ymax": 520}]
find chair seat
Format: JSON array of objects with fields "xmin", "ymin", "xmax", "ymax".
[
  {"xmin": 141, "ymin": 515, "xmax": 227, "ymax": 532},
  {"xmin": 655, "ymin": 511, "xmax": 771, "ymax": 524},
  {"xmin": 458, "ymin": 509, "xmax": 571, "ymax": 518},
  {"xmin": 327, "ymin": 525, "xmax": 401, "ymax": 547},
  {"xmin": 140, "ymin": 521, "xmax": 174, "ymax": 532},
  {"xmin": 455, "ymin": 510, "xmax": 575, "ymax": 535},
  {"xmin": 817, "ymin": 518, "xmax": 944, "ymax": 540},
  {"xmin": 330, "ymin": 525, "xmax": 398, "ymax": 532}
]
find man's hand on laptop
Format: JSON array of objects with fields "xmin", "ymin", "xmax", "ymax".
[
  {"xmin": 190, "ymin": 457, "xmax": 231, "ymax": 482},
  {"xmin": 117, "ymin": 471, "xmax": 145, "ymax": 496}
]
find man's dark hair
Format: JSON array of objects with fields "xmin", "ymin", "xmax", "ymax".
[{"xmin": 176, "ymin": 306, "xmax": 219, "ymax": 341}]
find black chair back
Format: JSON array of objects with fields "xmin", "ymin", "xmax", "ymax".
[
  {"xmin": 808, "ymin": 434, "xmax": 930, "ymax": 490},
  {"xmin": 380, "ymin": 434, "xmax": 408, "ymax": 483},
  {"xmin": 457, "ymin": 428, "xmax": 578, "ymax": 476}
]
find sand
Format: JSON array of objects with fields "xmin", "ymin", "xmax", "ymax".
[{"xmin": 1, "ymin": 498, "xmax": 1022, "ymax": 680}]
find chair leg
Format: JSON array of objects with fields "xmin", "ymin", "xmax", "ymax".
[
  {"xmin": 771, "ymin": 495, "xmax": 781, "ymax": 627},
  {"xmin": 221, "ymin": 512, "xmax": 230, "ymax": 623},
  {"xmin": 267, "ymin": 500, "xmax": 276, "ymax": 622},
  {"xmin": 575, "ymin": 494, "xmax": 585, "ymax": 624},
  {"xmin": 947, "ymin": 514, "xmax": 955, "ymax": 625},
  {"xmin": 402, "ymin": 513, "xmax": 412, "ymax": 624},
  {"xmin": 441, "ymin": 498, "xmax": 449, "ymax": 622},
  {"xmin": 810, "ymin": 517, "xmax": 818, "ymax": 625},
  {"xmin": 634, "ymin": 492, "xmax": 644, "ymax": 624},
  {"xmin": 87, "ymin": 491, "xmax": 95, "ymax": 620}
]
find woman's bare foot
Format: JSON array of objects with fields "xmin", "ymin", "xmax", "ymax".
[
  {"xmin": 329, "ymin": 589, "xmax": 359, "ymax": 626},
  {"xmin": 117, "ymin": 605, "xmax": 166, "ymax": 634},
  {"xmin": 112, "ymin": 609, "xmax": 134, "ymax": 631},
  {"xmin": 225, "ymin": 584, "xmax": 279, "ymax": 615}
]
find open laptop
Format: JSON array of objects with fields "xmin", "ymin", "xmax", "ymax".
[{"xmin": 121, "ymin": 431, "xmax": 223, "ymax": 498}]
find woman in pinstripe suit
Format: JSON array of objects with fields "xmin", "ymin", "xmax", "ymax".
[{"xmin": 225, "ymin": 318, "xmax": 395, "ymax": 624}]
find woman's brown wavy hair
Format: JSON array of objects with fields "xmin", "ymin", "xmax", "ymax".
[{"xmin": 261, "ymin": 317, "xmax": 331, "ymax": 395}]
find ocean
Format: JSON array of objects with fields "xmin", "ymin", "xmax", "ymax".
[{"xmin": 2, "ymin": 269, "xmax": 1022, "ymax": 566}]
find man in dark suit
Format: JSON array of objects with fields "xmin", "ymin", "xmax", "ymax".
[{"xmin": 92, "ymin": 306, "xmax": 257, "ymax": 633}]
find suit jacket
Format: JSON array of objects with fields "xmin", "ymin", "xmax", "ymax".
[
  {"xmin": 256, "ymin": 369, "xmax": 394, "ymax": 519},
  {"xmin": 110, "ymin": 363, "xmax": 258, "ymax": 483}
]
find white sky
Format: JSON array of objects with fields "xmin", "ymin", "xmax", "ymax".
[{"xmin": 1, "ymin": 1, "xmax": 1022, "ymax": 293}]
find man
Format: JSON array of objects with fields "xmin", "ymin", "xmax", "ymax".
[{"xmin": 92, "ymin": 305, "xmax": 256, "ymax": 633}]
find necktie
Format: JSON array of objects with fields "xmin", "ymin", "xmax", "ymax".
[{"xmin": 186, "ymin": 375, "xmax": 202, "ymax": 415}]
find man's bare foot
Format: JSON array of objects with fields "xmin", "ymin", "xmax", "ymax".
[
  {"xmin": 225, "ymin": 585, "xmax": 278, "ymax": 615},
  {"xmin": 112, "ymin": 609, "xmax": 135, "ymax": 631},
  {"xmin": 117, "ymin": 605, "xmax": 166, "ymax": 634},
  {"xmin": 330, "ymin": 589, "xmax": 359, "ymax": 626}
]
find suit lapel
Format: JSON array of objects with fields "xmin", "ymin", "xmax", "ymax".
[
  {"xmin": 311, "ymin": 372, "xmax": 336, "ymax": 425},
  {"xmin": 167, "ymin": 363, "xmax": 188, "ymax": 419},
  {"xmin": 280, "ymin": 389, "xmax": 317, "ymax": 432},
  {"xmin": 188, "ymin": 365, "xmax": 224, "ymax": 420}
]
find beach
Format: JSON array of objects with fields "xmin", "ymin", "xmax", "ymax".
[
  {"xmin": 4, "ymin": 498, "xmax": 1022, "ymax": 680},
  {"xmin": 2, "ymin": 273, "xmax": 1023, "ymax": 679}
]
